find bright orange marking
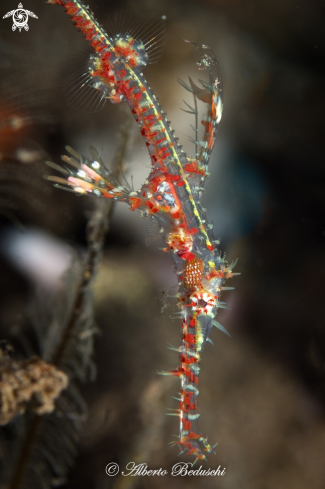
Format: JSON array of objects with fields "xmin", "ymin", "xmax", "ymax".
[{"xmin": 129, "ymin": 197, "xmax": 142, "ymax": 210}]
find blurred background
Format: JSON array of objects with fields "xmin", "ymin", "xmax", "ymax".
[{"xmin": 0, "ymin": 0, "xmax": 325, "ymax": 488}]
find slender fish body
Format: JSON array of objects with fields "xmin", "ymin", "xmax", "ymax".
[{"xmin": 47, "ymin": 0, "xmax": 238, "ymax": 464}]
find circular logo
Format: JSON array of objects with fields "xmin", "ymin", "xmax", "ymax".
[
  {"xmin": 13, "ymin": 9, "xmax": 28, "ymax": 29},
  {"xmin": 105, "ymin": 462, "xmax": 119, "ymax": 476}
]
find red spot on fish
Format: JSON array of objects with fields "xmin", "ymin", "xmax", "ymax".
[
  {"xmin": 183, "ymin": 419, "xmax": 191, "ymax": 430},
  {"xmin": 145, "ymin": 200, "xmax": 159, "ymax": 214},
  {"xmin": 129, "ymin": 197, "xmax": 142, "ymax": 210},
  {"xmin": 183, "ymin": 333, "xmax": 196, "ymax": 344},
  {"xmin": 186, "ymin": 228, "xmax": 199, "ymax": 235},
  {"xmin": 178, "ymin": 251, "xmax": 196, "ymax": 262},
  {"xmin": 184, "ymin": 161, "xmax": 202, "ymax": 174},
  {"xmin": 166, "ymin": 174, "xmax": 180, "ymax": 182}
]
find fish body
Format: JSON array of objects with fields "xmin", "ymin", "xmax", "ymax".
[{"xmin": 47, "ymin": 0, "xmax": 237, "ymax": 463}]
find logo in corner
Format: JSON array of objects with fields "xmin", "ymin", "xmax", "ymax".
[{"xmin": 3, "ymin": 3, "xmax": 38, "ymax": 32}]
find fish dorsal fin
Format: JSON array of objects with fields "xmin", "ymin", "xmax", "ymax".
[
  {"xmin": 179, "ymin": 41, "xmax": 223, "ymax": 181},
  {"xmin": 62, "ymin": 48, "xmax": 107, "ymax": 113},
  {"xmin": 145, "ymin": 215, "xmax": 164, "ymax": 245},
  {"xmin": 107, "ymin": 10, "xmax": 167, "ymax": 64},
  {"xmin": 62, "ymin": 12, "xmax": 166, "ymax": 113}
]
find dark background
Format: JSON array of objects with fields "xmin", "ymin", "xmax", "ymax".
[{"xmin": 0, "ymin": 0, "xmax": 325, "ymax": 488}]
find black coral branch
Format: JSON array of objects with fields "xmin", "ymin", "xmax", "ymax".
[{"xmin": 0, "ymin": 194, "xmax": 114, "ymax": 489}]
